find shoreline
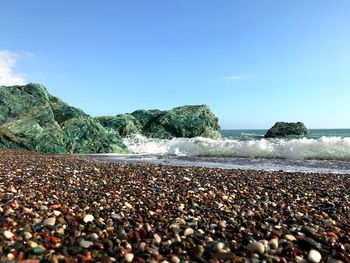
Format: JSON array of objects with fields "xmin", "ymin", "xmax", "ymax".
[
  {"xmin": 83, "ymin": 153, "xmax": 350, "ymax": 175},
  {"xmin": 1, "ymin": 149, "xmax": 350, "ymax": 262}
]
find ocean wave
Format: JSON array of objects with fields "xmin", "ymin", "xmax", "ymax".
[{"xmin": 123, "ymin": 134, "xmax": 350, "ymax": 161}]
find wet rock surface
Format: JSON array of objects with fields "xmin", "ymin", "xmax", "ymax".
[
  {"xmin": 1, "ymin": 149, "xmax": 350, "ymax": 262},
  {"xmin": 265, "ymin": 122, "xmax": 308, "ymax": 138}
]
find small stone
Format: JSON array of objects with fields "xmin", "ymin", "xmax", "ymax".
[
  {"xmin": 53, "ymin": 210, "xmax": 61, "ymax": 216},
  {"xmin": 193, "ymin": 245, "xmax": 205, "ymax": 257},
  {"xmin": 171, "ymin": 255, "xmax": 181, "ymax": 263},
  {"xmin": 295, "ymin": 256, "xmax": 307, "ymax": 263},
  {"xmin": 219, "ymin": 221, "xmax": 227, "ymax": 228},
  {"xmin": 124, "ymin": 253, "xmax": 134, "ymax": 262},
  {"xmin": 4, "ymin": 230, "xmax": 14, "ymax": 239},
  {"xmin": 139, "ymin": 242, "xmax": 146, "ymax": 251},
  {"xmin": 269, "ymin": 238, "xmax": 279, "ymax": 249},
  {"xmin": 28, "ymin": 241, "xmax": 38, "ymax": 248},
  {"xmin": 24, "ymin": 231, "xmax": 32, "ymax": 240},
  {"xmin": 32, "ymin": 247, "xmax": 44, "ymax": 254},
  {"xmin": 308, "ymin": 249, "xmax": 322, "ymax": 263},
  {"xmin": 79, "ymin": 239, "xmax": 93, "ymax": 248},
  {"xmin": 184, "ymin": 227, "xmax": 194, "ymax": 236},
  {"xmin": 285, "ymin": 234, "xmax": 296, "ymax": 241},
  {"xmin": 324, "ymin": 219, "xmax": 336, "ymax": 227},
  {"xmin": 124, "ymin": 202, "xmax": 133, "ymax": 209},
  {"xmin": 43, "ymin": 217, "xmax": 56, "ymax": 226},
  {"xmin": 90, "ymin": 233, "xmax": 99, "ymax": 239},
  {"xmin": 247, "ymin": 242, "xmax": 265, "ymax": 254},
  {"xmin": 154, "ymin": 233, "xmax": 161, "ymax": 244},
  {"xmin": 83, "ymin": 214, "xmax": 94, "ymax": 223},
  {"xmin": 183, "ymin": 176, "xmax": 191, "ymax": 182},
  {"xmin": 7, "ymin": 253, "xmax": 15, "ymax": 260},
  {"xmin": 214, "ymin": 242, "xmax": 225, "ymax": 252}
]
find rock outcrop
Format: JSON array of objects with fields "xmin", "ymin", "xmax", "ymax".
[
  {"xmin": 0, "ymin": 83, "xmax": 127, "ymax": 153},
  {"xmin": 0, "ymin": 84, "xmax": 222, "ymax": 154},
  {"xmin": 96, "ymin": 105, "xmax": 222, "ymax": 139},
  {"xmin": 95, "ymin": 114, "xmax": 141, "ymax": 137},
  {"xmin": 264, "ymin": 122, "xmax": 308, "ymax": 138}
]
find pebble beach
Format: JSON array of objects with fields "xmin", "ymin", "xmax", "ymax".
[{"xmin": 1, "ymin": 149, "xmax": 350, "ymax": 263}]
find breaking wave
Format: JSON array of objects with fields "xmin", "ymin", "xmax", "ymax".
[{"xmin": 123, "ymin": 134, "xmax": 350, "ymax": 161}]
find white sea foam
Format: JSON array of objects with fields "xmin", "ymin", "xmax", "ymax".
[{"xmin": 123, "ymin": 134, "xmax": 350, "ymax": 161}]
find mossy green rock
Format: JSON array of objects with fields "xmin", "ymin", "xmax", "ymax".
[
  {"xmin": 95, "ymin": 114, "xmax": 141, "ymax": 137},
  {"xmin": 0, "ymin": 83, "xmax": 127, "ymax": 153},
  {"xmin": 97, "ymin": 105, "xmax": 221, "ymax": 139},
  {"xmin": 264, "ymin": 122, "xmax": 308, "ymax": 138},
  {"xmin": 142, "ymin": 105, "xmax": 221, "ymax": 139}
]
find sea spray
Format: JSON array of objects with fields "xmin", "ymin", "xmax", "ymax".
[{"xmin": 123, "ymin": 134, "xmax": 350, "ymax": 161}]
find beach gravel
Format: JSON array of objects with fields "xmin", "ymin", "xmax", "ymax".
[{"xmin": 0, "ymin": 149, "xmax": 350, "ymax": 262}]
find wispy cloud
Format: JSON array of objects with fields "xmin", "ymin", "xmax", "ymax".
[
  {"xmin": 0, "ymin": 50, "xmax": 27, "ymax": 86},
  {"xmin": 225, "ymin": 74, "xmax": 252, "ymax": 80}
]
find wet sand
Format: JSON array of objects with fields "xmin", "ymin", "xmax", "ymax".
[{"xmin": 0, "ymin": 149, "xmax": 350, "ymax": 262}]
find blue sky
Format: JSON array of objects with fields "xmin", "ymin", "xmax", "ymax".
[{"xmin": 1, "ymin": 1, "xmax": 349, "ymax": 129}]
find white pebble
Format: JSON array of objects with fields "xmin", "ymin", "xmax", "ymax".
[
  {"xmin": 154, "ymin": 233, "xmax": 161, "ymax": 244},
  {"xmin": 184, "ymin": 228, "xmax": 194, "ymax": 236},
  {"xmin": 79, "ymin": 239, "xmax": 93, "ymax": 248},
  {"xmin": 183, "ymin": 176, "xmax": 191, "ymax": 182},
  {"xmin": 139, "ymin": 242, "xmax": 146, "ymax": 251},
  {"xmin": 24, "ymin": 232, "xmax": 32, "ymax": 240},
  {"xmin": 43, "ymin": 217, "xmax": 56, "ymax": 226},
  {"xmin": 28, "ymin": 241, "xmax": 38, "ymax": 248},
  {"xmin": 285, "ymin": 234, "xmax": 296, "ymax": 241},
  {"xmin": 171, "ymin": 255, "xmax": 180, "ymax": 263},
  {"xmin": 4, "ymin": 230, "xmax": 14, "ymax": 239},
  {"xmin": 83, "ymin": 214, "xmax": 94, "ymax": 223},
  {"xmin": 214, "ymin": 242, "xmax": 225, "ymax": 252},
  {"xmin": 269, "ymin": 238, "xmax": 279, "ymax": 249},
  {"xmin": 124, "ymin": 253, "xmax": 134, "ymax": 262},
  {"xmin": 124, "ymin": 202, "xmax": 133, "ymax": 209},
  {"xmin": 53, "ymin": 210, "xmax": 61, "ymax": 216},
  {"xmin": 308, "ymin": 249, "xmax": 322, "ymax": 263},
  {"xmin": 90, "ymin": 233, "xmax": 99, "ymax": 239},
  {"xmin": 247, "ymin": 242, "xmax": 265, "ymax": 254}
]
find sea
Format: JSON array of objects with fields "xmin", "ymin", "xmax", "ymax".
[{"xmin": 96, "ymin": 129, "xmax": 350, "ymax": 174}]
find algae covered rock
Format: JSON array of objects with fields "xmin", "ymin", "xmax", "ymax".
[
  {"xmin": 142, "ymin": 105, "xmax": 221, "ymax": 139},
  {"xmin": 62, "ymin": 116, "xmax": 126, "ymax": 153},
  {"xmin": 98, "ymin": 105, "xmax": 221, "ymax": 139},
  {"xmin": 0, "ymin": 83, "xmax": 127, "ymax": 153},
  {"xmin": 95, "ymin": 114, "xmax": 141, "ymax": 137},
  {"xmin": 264, "ymin": 122, "xmax": 308, "ymax": 138},
  {"xmin": 131, "ymin": 109, "xmax": 165, "ymax": 127}
]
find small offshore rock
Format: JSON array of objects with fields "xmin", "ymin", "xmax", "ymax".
[
  {"xmin": 308, "ymin": 249, "xmax": 322, "ymax": 263},
  {"xmin": 83, "ymin": 214, "xmax": 94, "ymax": 223}
]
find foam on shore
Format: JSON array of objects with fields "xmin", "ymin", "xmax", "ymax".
[{"xmin": 123, "ymin": 134, "xmax": 350, "ymax": 161}]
